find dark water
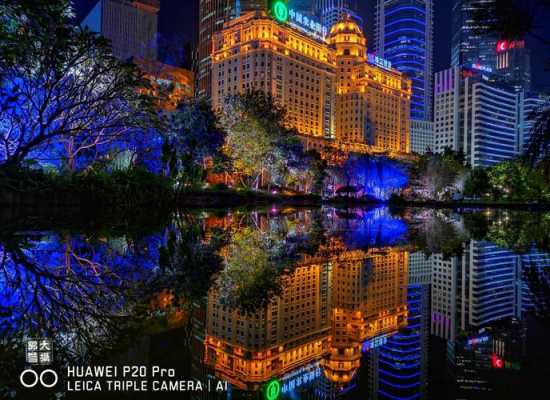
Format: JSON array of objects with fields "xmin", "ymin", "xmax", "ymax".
[{"xmin": 1, "ymin": 207, "xmax": 550, "ymax": 399}]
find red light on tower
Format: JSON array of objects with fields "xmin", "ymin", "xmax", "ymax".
[
  {"xmin": 497, "ymin": 40, "xmax": 525, "ymax": 52},
  {"xmin": 491, "ymin": 354, "xmax": 504, "ymax": 369},
  {"xmin": 497, "ymin": 40, "xmax": 508, "ymax": 52}
]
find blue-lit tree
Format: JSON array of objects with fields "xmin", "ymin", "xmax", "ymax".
[
  {"xmin": 0, "ymin": 0, "xmax": 158, "ymax": 171},
  {"xmin": 330, "ymin": 154, "xmax": 409, "ymax": 200}
]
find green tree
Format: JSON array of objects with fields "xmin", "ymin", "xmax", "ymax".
[
  {"xmin": 219, "ymin": 90, "xmax": 316, "ymax": 192},
  {"xmin": 463, "ymin": 167, "xmax": 490, "ymax": 197},
  {"xmin": 410, "ymin": 149, "xmax": 467, "ymax": 200},
  {"xmin": 487, "ymin": 159, "xmax": 549, "ymax": 201}
]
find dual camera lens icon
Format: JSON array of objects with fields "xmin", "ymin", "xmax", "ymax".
[{"xmin": 20, "ymin": 369, "xmax": 58, "ymax": 388}]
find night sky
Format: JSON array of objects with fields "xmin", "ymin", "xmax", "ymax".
[{"xmin": 73, "ymin": 0, "xmax": 550, "ymax": 90}]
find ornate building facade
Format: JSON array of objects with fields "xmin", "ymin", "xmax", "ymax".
[{"xmin": 211, "ymin": 10, "xmax": 412, "ymax": 155}]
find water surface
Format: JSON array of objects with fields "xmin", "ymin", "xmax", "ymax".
[{"xmin": 1, "ymin": 206, "xmax": 549, "ymax": 399}]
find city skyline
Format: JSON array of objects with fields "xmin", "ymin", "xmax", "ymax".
[{"xmin": 73, "ymin": 0, "xmax": 550, "ymax": 91}]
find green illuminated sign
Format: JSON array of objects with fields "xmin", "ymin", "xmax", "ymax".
[
  {"xmin": 264, "ymin": 379, "xmax": 281, "ymax": 400},
  {"xmin": 272, "ymin": 1, "xmax": 289, "ymax": 23}
]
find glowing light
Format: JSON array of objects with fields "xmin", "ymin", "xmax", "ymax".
[
  {"xmin": 265, "ymin": 379, "xmax": 281, "ymax": 400},
  {"xmin": 471, "ymin": 63, "xmax": 493, "ymax": 73},
  {"xmin": 368, "ymin": 53, "xmax": 392, "ymax": 70},
  {"xmin": 491, "ymin": 354, "xmax": 504, "ymax": 369},
  {"xmin": 496, "ymin": 40, "xmax": 525, "ymax": 52},
  {"xmin": 272, "ymin": 1, "xmax": 289, "ymax": 24},
  {"xmin": 468, "ymin": 335, "xmax": 489, "ymax": 346}
]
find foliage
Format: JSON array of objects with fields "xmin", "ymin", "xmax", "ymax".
[
  {"xmin": 0, "ymin": 165, "xmax": 174, "ymax": 210},
  {"xmin": 329, "ymin": 154, "xmax": 408, "ymax": 200},
  {"xmin": 0, "ymin": 0, "xmax": 158, "ymax": 170},
  {"xmin": 157, "ymin": 214, "xmax": 226, "ymax": 304},
  {"xmin": 463, "ymin": 167, "xmax": 490, "ymax": 197},
  {"xmin": 408, "ymin": 209, "xmax": 469, "ymax": 257},
  {"xmin": 163, "ymin": 98, "xmax": 225, "ymax": 188},
  {"xmin": 488, "ymin": 159, "xmax": 550, "ymax": 201},
  {"xmin": 526, "ymin": 100, "xmax": 550, "ymax": 164},
  {"xmin": 219, "ymin": 90, "xmax": 322, "ymax": 192},
  {"xmin": 409, "ymin": 149, "xmax": 467, "ymax": 200}
]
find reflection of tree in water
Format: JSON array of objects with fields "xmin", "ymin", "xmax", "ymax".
[
  {"xmin": 407, "ymin": 209, "xmax": 468, "ymax": 257},
  {"xmin": 0, "ymin": 230, "xmax": 161, "ymax": 393},
  {"xmin": 212, "ymin": 210, "xmax": 327, "ymax": 314}
]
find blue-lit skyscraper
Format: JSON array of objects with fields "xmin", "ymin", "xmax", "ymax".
[{"xmin": 375, "ymin": 0, "xmax": 433, "ymax": 121}]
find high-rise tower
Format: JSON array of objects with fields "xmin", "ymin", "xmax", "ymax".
[
  {"xmin": 375, "ymin": 0, "xmax": 434, "ymax": 121},
  {"xmin": 82, "ymin": 0, "xmax": 160, "ymax": 61},
  {"xmin": 451, "ymin": 0, "xmax": 498, "ymax": 70},
  {"xmin": 313, "ymin": 1, "xmax": 363, "ymax": 30}
]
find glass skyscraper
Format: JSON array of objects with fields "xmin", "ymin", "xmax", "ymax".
[
  {"xmin": 451, "ymin": 0, "xmax": 498, "ymax": 70},
  {"xmin": 375, "ymin": 0, "xmax": 434, "ymax": 121},
  {"xmin": 313, "ymin": 1, "xmax": 363, "ymax": 30}
]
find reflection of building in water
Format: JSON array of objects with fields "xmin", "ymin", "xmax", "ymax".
[
  {"xmin": 430, "ymin": 254, "xmax": 459, "ymax": 340},
  {"xmin": 205, "ymin": 262, "xmax": 332, "ymax": 390},
  {"xmin": 363, "ymin": 252, "xmax": 431, "ymax": 400},
  {"xmin": 323, "ymin": 248, "xmax": 408, "ymax": 387},
  {"xmin": 204, "ymin": 243, "xmax": 408, "ymax": 394},
  {"xmin": 447, "ymin": 319, "xmax": 525, "ymax": 399},
  {"xmin": 428, "ymin": 240, "xmax": 541, "ymax": 399},
  {"xmin": 431, "ymin": 241, "xmax": 525, "ymax": 342}
]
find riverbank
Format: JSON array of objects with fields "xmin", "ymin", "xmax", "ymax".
[{"xmin": 2, "ymin": 168, "xmax": 550, "ymax": 212}]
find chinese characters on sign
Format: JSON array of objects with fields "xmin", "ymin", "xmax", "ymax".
[
  {"xmin": 368, "ymin": 53, "xmax": 393, "ymax": 70},
  {"xmin": 26, "ymin": 339, "xmax": 53, "ymax": 365},
  {"xmin": 288, "ymin": 9, "xmax": 328, "ymax": 40}
]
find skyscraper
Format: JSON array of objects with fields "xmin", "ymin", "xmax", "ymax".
[
  {"xmin": 495, "ymin": 39, "xmax": 531, "ymax": 92},
  {"xmin": 451, "ymin": 0, "xmax": 498, "ymax": 70},
  {"xmin": 81, "ymin": 0, "xmax": 160, "ymax": 61},
  {"xmin": 313, "ymin": 1, "xmax": 363, "ymax": 30},
  {"xmin": 197, "ymin": 0, "xmax": 267, "ymax": 98},
  {"xmin": 434, "ymin": 66, "xmax": 521, "ymax": 166},
  {"xmin": 375, "ymin": 0, "xmax": 434, "ymax": 121}
]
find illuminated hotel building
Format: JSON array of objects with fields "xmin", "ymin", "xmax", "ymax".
[
  {"xmin": 82, "ymin": 0, "xmax": 160, "ymax": 61},
  {"xmin": 204, "ymin": 243, "xmax": 408, "ymax": 393},
  {"xmin": 211, "ymin": 10, "xmax": 412, "ymax": 155}
]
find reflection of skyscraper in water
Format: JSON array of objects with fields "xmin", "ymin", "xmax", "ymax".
[
  {"xmin": 519, "ymin": 250, "xmax": 550, "ymax": 317},
  {"xmin": 362, "ymin": 252, "xmax": 430, "ymax": 400},
  {"xmin": 429, "ymin": 240, "xmax": 530, "ymax": 398},
  {"xmin": 431, "ymin": 240, "xmax": 525, "ymax": 341},
  {"xmin": 430, "ymin": 254, "xmax": 459, "ymax": 340},
  {"xmin": 463, "ymin": 241, "xmax": 522, "ymax": 327}
]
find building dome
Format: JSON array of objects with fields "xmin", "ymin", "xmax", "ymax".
[
  {"xmin": 328, "ymin": 15, "xmax": 364, "ymax": 38},
  {"xmin": 326, "ymin": 15, "xmax": 367, "ymax": 58}
]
